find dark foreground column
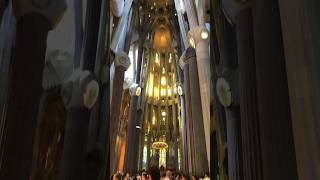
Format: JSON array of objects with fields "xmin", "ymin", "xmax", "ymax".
[
  {"xmin": 110, "ymin": 52, "xmax": 130, "ymax": 172},
  {"xmin": 0, "ymin": 13, "xmax": 50, "ymax": 180},
  {"xmin": 179, "ymin": 52, "xmax": 194, "ymax": 175},
  {"xmin": 236, "ymin": 7, "xmax": 263, "ymax": 180},
  {"xmin": 0, "ymin": 0, "xmax": 66, "ymax": 178},
  {"xmin": 278, "ymin": 0, "xmax": 320, "ymax": 179},
  {"xmin": 251, "ymin": 0, "xmax": 298, "ymax": 179}
]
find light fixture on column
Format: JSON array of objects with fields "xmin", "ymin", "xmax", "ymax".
[
  {"xmin": 135, "ymin": 86, "xmax": 142, "ymax": 96},
  {"xmin": 161, "ymin": 111, "xmax": 166, "ymax": 116},
  {"xmin": 176, "ymin": 82, "xmax": 184, "ymax": 96},
  {"xmin": 200, "ymin": 28, "xmax": 209, "ymax": 40},
  {"xmin": 129, "ymin": 83, "xmax": 141, "ymax": 96},
  {"xmin": 188, "ymin": 26, "xmax": 209, "ymax": 48}
]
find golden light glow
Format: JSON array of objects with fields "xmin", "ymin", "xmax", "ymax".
[
  {"xmin": 167, "ymin": 88, "xmax": 172, "ymax": 96},
  {"xmin": 147, "ymin": 73, "xmax": 154, "ymax": 96},
  {"xmin": 162, "ymin": 111, "xmax": 166, "ymax": 116},
  {"xmin": 153, "ymin": 26, "xmax": 171, "ymax": 52},
  {"xmin": 152, "ymin": 141, "xmax": 168, "ymax": 150},
  {"xmin": 161, "ymin": 76, "xmax": 166, "ymax": 86},
  {"xmin": 188, "ymin": 36, "xmax": 196, "ymax": 48},
  {"xmin": 161, "ymin": 88, "xmax": 166, "ymax": 96},
  {"xmin": 173, "ymin": 86, "xmax": 177, "ymax": 94},
  {"xmin": 162, "ymin": 67, "xmax": 165, "ymax": 74},
  {"xmin": 152, "ymin": 116, "xmax": 156, "ymax": 125},
  {"xmin": 155, "ymin": 53, "xmax": 160, "ymax": 64},
  {"xmin": 153, "ymin": 87, "xmax": 159, "ymax": 99}
]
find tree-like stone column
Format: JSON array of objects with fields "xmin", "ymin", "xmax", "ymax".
[
  {"xmin": 0, "ymin": 0, "xmax": 66, "ymax": 179},
  {"xmin": 109, "ymin": 51, "xmax": 131, "ymax": 172},
  {"xmin": 187, "ymin": 47, "xmax": 209, "ymax": 176},
  {"xmin": 188, "ymin": 26, "xmax": 211, "ymax": 164},
  {"xmin": 60, "ymin": 70, "xmax": 99, "ymax": 180},
  {"xmin": 179, "ymin": 52, "xmax": 195, "ymax": 175}
]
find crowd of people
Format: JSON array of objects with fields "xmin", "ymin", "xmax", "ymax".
[{"xmin": 111, "ymin": 166, "xmax": 210, "ymax": 180}]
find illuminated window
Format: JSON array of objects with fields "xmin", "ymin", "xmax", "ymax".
[
  {"xmin": 143, "ymin": 145, "xmax": 147, "ymax": 169},
  {"xmin": 161, "ymin": 88, "xmax": 166, "ymax": 97},
  {"xmin": 147, "ymin": 73, "xmax": 154, "ymax": 96},
  {"xmin": 161, "ymin": 76, "xmax": 166, "ymax": 86},
  {"xmin": 167, "ymin": 87, "xmax": 172, "ymax": 96},
  {"xmin": 152, "ymin": 116, "xmax": 156, "ymax": 125},
  {"xmin": 154, "ymin": 87, "xmax": 159, "ymax": 99},
  {"xmin": 155, "ymin": 53, "xmax": 160, "ymax": 64},
  {"xmin": 159, "ymin": 149, "xmax": 166, "ymax": 167}
]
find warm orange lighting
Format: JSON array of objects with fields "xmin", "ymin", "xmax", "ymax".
[
  {"xmin": 155, "ymin": 53, "xmax": 160, "ymax": 64},
  {"xmin": 153, "ymin": 26, "xmax": 171, "ymax": 52},
  {"xmin": 118, "ymin": 140, "xmax": 126, "ymax": 172}
]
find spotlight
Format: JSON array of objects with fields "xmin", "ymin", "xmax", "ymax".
[{"xmin": 200, "ymin": 28, "xmax": 209, "ymax": 40}]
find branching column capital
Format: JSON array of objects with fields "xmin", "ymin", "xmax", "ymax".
[
  {"xmin": 12, "ymin": 0, "xmax": 66, "ymax": 28},
  {"xmin": 114, "ymin": 51, "xmax": 131, "ymax": 70},
  {"xmin": 61, "ymin": 69, "xmax": 99, "ymax": 110},
  {"xmin": 187, "ymin": 26, "xmax": 209, "ymax": 48}
]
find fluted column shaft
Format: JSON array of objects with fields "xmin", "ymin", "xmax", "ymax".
[
  {"xmin": 110, "ymin": 52, "xmax": 130, "ymax": 173},
  {"xmin": 0, "ymin": 13, "xmax": 51, "ymax": 180},
  {"xmin": 60, "ymin": 70, "xmax": 99, "ymax": 180},
  {"xmin": 179, "ymin": 53, "xmax": 195, "ymax": 175},
  {"xmin": 251, "ymin": 0, "xmax": 298, "ymax": 179},
  {"xmin": 124, "ymin": 34, "xmax": 144, "ymax": 174},
  {"xmin": 61, "ymin": 108, "xmax": 91, "ymax": 180},
  {"xmin": 278, "ymin": 0, "xmax": 320, "ymax": 179},
  {"xmin": 187, "ymin": 48, "xmax": 209, "ymax": 176},
  {"xmin": 236, "ymin": 7, "xmax": 263, "ymax": 180}
]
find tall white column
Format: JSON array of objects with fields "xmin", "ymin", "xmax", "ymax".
[
  {"xmin": 110, "ymin": 0, "xmax": 133, "ymax": 51},
  {"xmin": 183, "ymin": 0, "xmax": 211, "ymax": 165},
  {"xmin": 173, "ymin": 0, "xmax": 188, "ymax": 48},
  {"xmin": 183, "ymin": 0, "xmax": 198, "ymax": 28},
  {"xmin": 187, "ymin": 26, "xmax": 211, "ymax": 165}
]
